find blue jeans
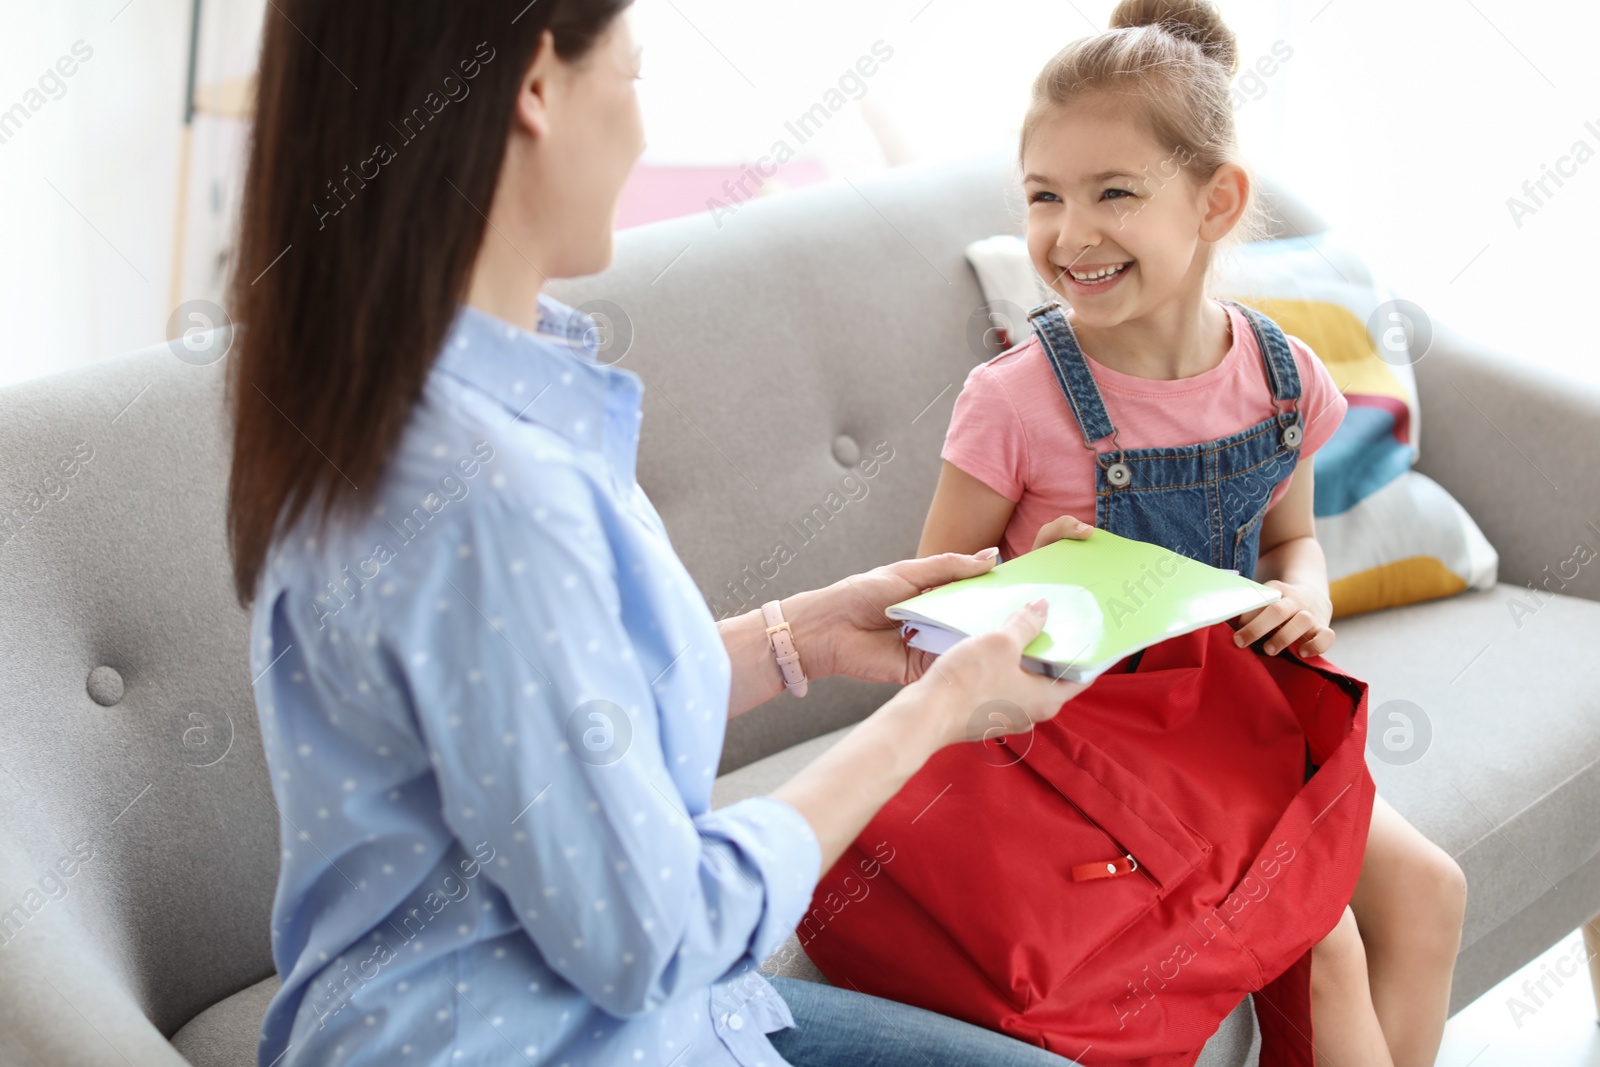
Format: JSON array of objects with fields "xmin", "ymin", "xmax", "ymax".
[{"xmin": 764, "ymin": 976, "xmax": 1081, "ymax": 1066}]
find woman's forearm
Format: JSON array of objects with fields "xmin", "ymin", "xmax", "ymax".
[
  {"xmin": 718, "ymin": 587, "xmax": 840, "ymax": 718},
  {"xmin": 771, "ymin": 687, "xmax": 951, "ymax": 872}
]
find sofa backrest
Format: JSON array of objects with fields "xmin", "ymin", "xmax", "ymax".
[
  {"xmin": 0, "ymin": 343, "xmax": 272, "ymax": 1044},
  {"xmin": 0, "ymin": 154, "xmax": 1325, "ymax": 1042}
]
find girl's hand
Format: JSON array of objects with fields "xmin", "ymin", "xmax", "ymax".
[
  {"xmin": 1230, "ymin": 579, "xmax": 1336, "ymax": 659},
  {"xmin": 907, "ymin": 597, "xmax": 1090, "ymax": 748},
  {"xmin": 802, "ymin": 549, "xmax": 1013, "ymax": 687},
  {"xmin": 1030, "ymin": 514, "xmax": 1095, "ymax": 552}
]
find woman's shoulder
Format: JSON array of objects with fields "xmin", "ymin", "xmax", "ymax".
[
  {"xmin": 260, "ymin": 386, "xmax": 609, "ymax": 616},
  {"xmin": 388, "ymin": 380, "xmax": 617, "ymax": 547}
]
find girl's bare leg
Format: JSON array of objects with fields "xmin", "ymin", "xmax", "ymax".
[
  {"xmin": 1311, "ymin": 906, "xmax": 1395, "ymax": 1067},
  {"xmin": 1349, "ymin": 795, "xmax": 1468, "ymax": 1067}
]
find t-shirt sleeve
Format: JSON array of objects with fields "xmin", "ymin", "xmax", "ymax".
[
  {"xmin": 1289, "ymin": 335, "xmax": 1347, "ymax": 461},
  {"xmin": 941, "ymin": 361, "xmax": 1028, "ymax": 502}
]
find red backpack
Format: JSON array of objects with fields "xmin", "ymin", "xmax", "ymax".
[{"xmin": 801, "ymin": 622, "xmax": 1374, "ymax": 1066}]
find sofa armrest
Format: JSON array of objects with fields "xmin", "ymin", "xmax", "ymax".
[
  {"xmin": 1412, "ymin": 319, "xmax": 1600, "ymax": 604},
  {"xmin": 0, "ymin": 948, "xmax": 192, "ymax": 1066}
]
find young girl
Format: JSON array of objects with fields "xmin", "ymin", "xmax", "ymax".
[{"xmin": 919, "ymin": 3, "xmax": 1467, "ymax": 1065}]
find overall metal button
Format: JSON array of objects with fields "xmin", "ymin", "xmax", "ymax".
[
  {"xmin": 1281, "ymin": 423, "xmax": 1303, "ymax": 449},
  {"xmin": 1106, "ymin": 462, "xmax": 1131, "ymax": 487}
]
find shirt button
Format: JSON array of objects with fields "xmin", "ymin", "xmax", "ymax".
[{"xmin": 728, "ymin": 1012, "xmax": 744, "ymax": 1031}]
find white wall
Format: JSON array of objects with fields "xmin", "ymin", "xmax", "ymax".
[
  {"xmin": 0, "ymin": 0, "xmax": 261, "ymax": 390},
  {"xmin": 0, "ymin": 0, "xmax": 188, "ymax": 387},
  {"xmin": 1250, "ymin": 0, "xmax": 1600, "ymax": 386}
]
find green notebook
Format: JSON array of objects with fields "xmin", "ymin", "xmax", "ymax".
[{"xmin": 887, "ymin": 530, "xmax": 1281, "ymax": 682}]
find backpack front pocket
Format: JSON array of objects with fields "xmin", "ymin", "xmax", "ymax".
[
  {"xmin": 863, "ymin": 723, "xmax": 1212, "ymax": 1010},
  {"xmin": 1020, "ymin": 724, "xmax": 1212, "ymax": 986}
]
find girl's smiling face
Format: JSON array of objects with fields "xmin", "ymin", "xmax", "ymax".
[{"xmin": 1023, "ymin": 101, "xmax": 1238, "ymax": 328}]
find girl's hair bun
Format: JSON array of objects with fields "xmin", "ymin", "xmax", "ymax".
[{"xmin": 1109, "ymin": 0, "xmax": 1239, "ymax": 78}]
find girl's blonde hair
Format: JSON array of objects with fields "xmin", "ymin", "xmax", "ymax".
[{"xmin": 1020, "ymin": 0, "xmax": 1271, "ymax": 269}]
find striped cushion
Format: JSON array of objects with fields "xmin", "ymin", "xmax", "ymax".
[{"xmin": 963, "ymin": 233, "xmax": 1497, "ymax": 618}]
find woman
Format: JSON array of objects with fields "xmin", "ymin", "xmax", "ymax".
[{"xmin": 226, "ymin": 4, "xmax": 1087, "ymax": 1065}]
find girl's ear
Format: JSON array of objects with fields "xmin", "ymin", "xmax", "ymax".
[
  {"xmin": 511, "ymin": 30, "xmax": 558, "ymax": 140},
  {"xmin": 1198, "ymin": 163, "xmax": 1250, "ymax": 242}
]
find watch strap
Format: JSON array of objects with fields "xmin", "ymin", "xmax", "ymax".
[{"xmin": 760, "ymin": 599, "xmax": 808, "ymax": 699}]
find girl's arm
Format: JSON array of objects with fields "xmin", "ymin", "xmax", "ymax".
[
  {"xmin": 1255, "ymin": 458, "xmax": 1330, "ymax": 597},
  {"xmin": 917, "ymin": 460, "xmax": 1019, "ymax": 558},
  {"xmin": 1236, "ymin": 457, "xmax": 1336, "ymax": 657}
]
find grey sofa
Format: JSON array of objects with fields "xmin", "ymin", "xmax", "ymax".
[{"xmin": 3, "ymin": 155, "xmax": 1598, "ymax": 1066}]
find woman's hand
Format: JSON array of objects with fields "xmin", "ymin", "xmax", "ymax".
[
  {"xmin": 798, "ymin": 549, "xmax": 1015, "ymax": 687},
  {"xmin": 774, "ymin": 597, "xmax": 1088, "ymax": 874},
  {"xmin": 1229, "ymin": 579, "xmax": 1336, "ymax": 658},
  {"xmin": 800, "ymin": 517, "xmax": 1096, "ymax": 688},
  {"xmin": 907, "ymin": 597, "xmax": 1090, "ymax": 749}
]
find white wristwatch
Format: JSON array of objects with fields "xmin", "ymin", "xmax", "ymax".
[{"xmin": 761, "ymin": 599, "xmax": 809, "ymax": 698}]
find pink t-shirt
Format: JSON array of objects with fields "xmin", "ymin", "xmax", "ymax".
[{"xmin": 942, "ymin": 300, "xmax": 1348, "ymax": 563}]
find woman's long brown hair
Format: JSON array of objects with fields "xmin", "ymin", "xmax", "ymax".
[{"xmin": 226, "ymin": 0, "xmax": 631, "ymax": 607}]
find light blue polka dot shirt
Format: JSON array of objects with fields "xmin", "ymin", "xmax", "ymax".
[{"xmin": 251, "ymin": 294, "xmax": 822, "ymax": 1067}]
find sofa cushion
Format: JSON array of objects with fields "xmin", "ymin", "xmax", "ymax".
[
  {"xmin": 170, "ymin": 974, "xmax": 278, "ymax": 1067},
  {"xmin": 1329, "ymin": 583, "xmax": 1600, "ymax": 952}
]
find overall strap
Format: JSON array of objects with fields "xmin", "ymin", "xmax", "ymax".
[
  {"xmin": 1027, "ymin": 302, "xmax": 1119, "ymax": 450},
  {"xmin": 1219, "ymin": 299, "xmax": 1303, "ymax": 410}
]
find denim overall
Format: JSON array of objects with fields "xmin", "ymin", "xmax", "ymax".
[{"xmin": 1027, "ymin": 299, "xmax": 1305, "ymax": 580}]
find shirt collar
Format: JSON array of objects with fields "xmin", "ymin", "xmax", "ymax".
[{"xmin": 433, "ymin": 294, "xmax": 643, "ymax": 468}]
